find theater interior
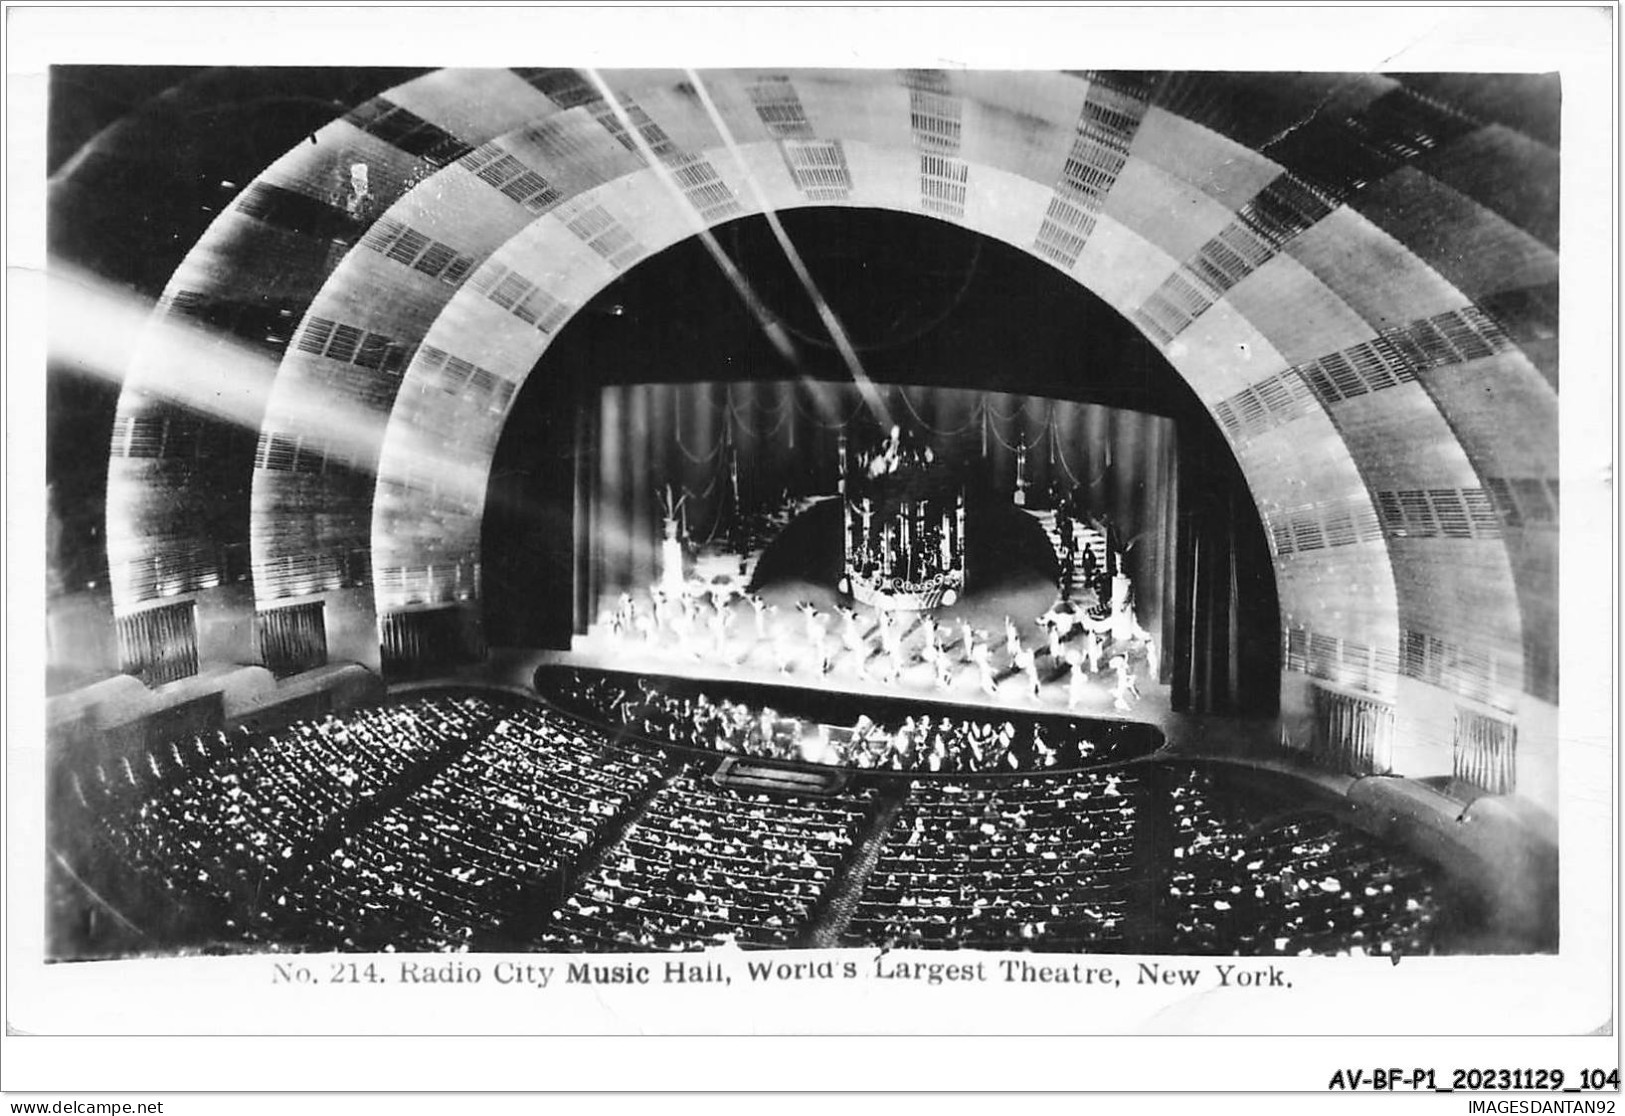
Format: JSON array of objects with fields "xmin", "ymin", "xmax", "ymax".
[{"xmin": 38, "ymin": 64, "xmax": 1580, "ymax": 962}]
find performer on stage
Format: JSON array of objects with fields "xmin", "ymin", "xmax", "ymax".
[
  {"xmin": 770, "ymin": 620, "xmax": 794, "ymax": 675},
  {"xmin": 708, "ymin": 604, "xmax": 734, "ymax": 657},
  {"xmin": 959, "ymin": 617, "xmax": 976, "ymax": 662},
  {"xmin": 919, "ymin": 614, "xmax": 940, "ymax": 666},
  {"xmin": 1044, "ymin": 617, "xmax": 1066, "ymax": 661},
  {"xmin": 1066, "ymin": 648, "xmax": 1089, "ymax": 710},
  {"xmin": 1005, "ymin": 617, "xmax": 1022, "ymax": 660},
  {"xmin": 798, "ymin": 601, "xmax": 824, "ymax": 645},
  {"xmin": 679, "ymin": 582, "xmax": 702, "ymax": 630},
  {"xmin": 746, "ymin": 592, "xmax": 769, "ymax": 639},
  {"xmin": 970, "ymin": 636, "xmax": 999, "ymax": 697},
  {"xmin": 1109, "ymin": 653, "xmax": 1140, "ymax": 712},
  {"xmin": 650, "ymin": 584, "xmax": 675, "ymax": 640},
  {"xmin": 1014, "ymin": 641, "xmax": 1041, "ymax": 699},
  {"xmin": 612, "ymin": 591, "xmax": 635, "ymax": 638},
  {"xmin": 932, "ymin": 629, "xmax": 955, "ymax": 691},
  {"xmin": 709, "ymin": 582, "xmax": 738, "ymax": 618},
  {"xmin": 812, "ymin": 625, "xmax": 834, "ymax": 676},
  {"xmin": 884, "ymin": 638, "xmax": 907, "ymax": 686},
  {"xmin": 836, "ymin": 605, "xmax": 869, "ymax": 680}
]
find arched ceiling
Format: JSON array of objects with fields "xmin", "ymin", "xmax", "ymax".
[{"xmin": 76, "ymin": 67, "xmax": 1559, "ymax": 717}]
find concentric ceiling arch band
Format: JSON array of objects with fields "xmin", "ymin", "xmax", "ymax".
[{"xmin": 48, "ymin": 65, "xmax": 1561, "ymax": 962}]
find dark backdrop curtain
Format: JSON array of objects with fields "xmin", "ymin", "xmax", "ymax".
[
  {"xmin": 574, "ymin": 379, "xmax": 1272, "ymax": 717},
  {"xmin": 1171, "ymin": 442, "xmax": 1280, "ymax": 716},
  {"xmin": 581, "ymin": 383, "xmax": 1175, "ymax": 641}
]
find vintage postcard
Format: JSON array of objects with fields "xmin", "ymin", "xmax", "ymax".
[{"xmin": 4, "ymin": 3, "xmax": 1616, "ymax": 1097}]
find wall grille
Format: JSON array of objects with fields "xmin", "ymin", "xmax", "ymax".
[
  {"xmin": 780, "ymin": 139, "xmax": 852, "ymax": 200},
  {"xmin": 554, "ymin": 198, "xmax": 647, "ymax": 270},
  {"xmin": 467, "ymin": 264, "xmax": 574, "ymax": 333},
  {"xmin": 459, "ymin": 142, "xmax": 563, "ymax": 214},
  {"xmin": 919, "ymin": 153, "xmax": 968, "ymax": 219},
  {"xmin": 669, "ymin": 155, "xmax": 743, "ymax": 222},
  {"xmin": 1134, "ymin": 269, "xmax": 1221, "ymax": 344},
  {"xmin": 359, "ymin": 216, "xmax": 476, "ymax": 285},
  {"xmin": 254, "ymin": 431, "xmax": 330, "ymax": 475},
  {"xmin": 899, "ymin": 69, "xmax": 952, "ymax": 95},
  {"xmin": 1213, "ymin": 369, "xmax": 1317, "ymax": 441},
  {"xmin": 512, "ymin": 68, "xmax": 602, "ymax": 110},
  {"xmin": 1483, "ymin": 476, "xmax": 1560, "ymax": 528},
  {"xmin": 415, "ymin": 345, "xmax": 517, "ymax": 414},
  {"xmin": 909, "ymin": 89, "xmax": 962, "ymax": 155},
  {"xmin": 1034, "ymin": 74, "xmax": 1151, "ymax": 267},
  {"xmin": 374, "ymin": 560, "xmax": 482, "ymax": 609},
  {"xmin": 749, "ymin": 76, "xmax": 816, "ymax": 139},
  {"xmin": 1217, "ymin": 304, "xmax": 1521, "ymax": 438},
  {"xmin": 1373, "ymin": 488, "xmax": 1502, "ymax": 540},
  {"xmin": 111, "ymin": 544, "xmax": 223, "ymax": 606},
  {"xmin": 116, "ymin": 600, "xmax": 199, "ymax": 687},
  {"xmin": 1266, "ymin": 87, "xmax": 1477, "ymax": 202},
  {"xmin": 257, "ymin": 600, "xmax": 328, "ymax": 678},
  {"xmin": 1264, "ymin": 496, "xmax": 1384, "ymax": 557},
  {"xmin": 1452, "ymin": 706, "xmax": 1517, "ymax": 794},
  {"xmin": 1400, "ymin": 628, "xmax": 1518, "ymax": 710},
  {"xmin": 109, "ymin": 413, "xmax": 243, "ymax": 461},
  {"xmin": 294, "ymin": 316, "xmax": 415, "ymax": 375},
  {"xmin": 1309, "ymin": 684, "xmax": 1395, "ymax": 775},
  {"xmin": 253, "ymin": 551, "xmax": 351, "ymax": 602},
  {"xmin": 342, "ymin": 98, "xmax": 473, "ymax": 167},
  {"xmin": 1282, "ymin": 626, "xmax": 1394, "ymax": 694}
]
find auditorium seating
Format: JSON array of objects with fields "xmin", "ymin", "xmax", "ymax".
[
  {"xmin": 63, "ymin": 694, "xmax": 503, "ymax": 925},
  {"xmin": 1164, "ymin": 767, "xmax": 1441, "ymax": 956},
  {"xmin": 54, "ymin": 688, "xmax": 1453, "ymax": 959},
  {"xmin": 538, "ymin": 767, "xmax": 876, "ymax": 951},
  {"xmin": 843, "ymin": 773, "xmax": 1140, "ymax": 950},
  {"xmin": 268, "ymin": 705, "xmax": 673, "ymax": 951}
]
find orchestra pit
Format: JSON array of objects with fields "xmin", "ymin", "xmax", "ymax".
[{"xmin": 44, "ymin": 67, "xmax": 1562, "ymax": 959}]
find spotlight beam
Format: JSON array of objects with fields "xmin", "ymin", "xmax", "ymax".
[
  {"xmin": 683, "ymin": 68, "xmax": 893, "ymax": 430},
  {"xmin": 50, "ymin": 262, "xmax": 487, "ymax": 508},
  {"xmin": 582, "ymin": 69, "xmax": 801, "ymax": 367}
]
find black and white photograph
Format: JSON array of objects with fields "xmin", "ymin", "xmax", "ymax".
[{"xmin": 4, "ymin": 2, "xmax": 1617, "ymax": 1095}]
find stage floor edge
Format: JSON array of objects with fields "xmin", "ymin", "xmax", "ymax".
[{"xmin": 473, "ymin": 644, "xmax": 1177, "ymax": 729}]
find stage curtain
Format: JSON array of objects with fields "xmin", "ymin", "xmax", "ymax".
[
  {"xmin": 1171, "ymin": 443, "xmax": 1280, "ymax": 717},
  {"xmin": 579, "ymin": 380, "xmax": 1273, "ymax": 716}
]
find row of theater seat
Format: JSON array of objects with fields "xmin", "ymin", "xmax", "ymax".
[
  {"xmin": 539, "ymin": 768, "xmax": 876, "ymax": 951},
  {"xmin": 65, "ymin": 695, "xmax": 505, "ymax": 925},
  {"xmin": 843, "ymin": 774, "xmax": 1141, "ymax": 950},
  {"xmin": 59, "ymin": 692, "xmax": 1445, "ymax": 958},
  {"xmin": 1165, "ymin": 768, "xmax": 1440, "ymax": 956},
  {"xmin": 263, "ymin": 704, "xmax": 674, "ymax": 951}
]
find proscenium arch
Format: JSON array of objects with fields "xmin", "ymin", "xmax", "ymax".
[
  {"xmin": 101, "ymin": 68, "xmax": 1557, "ymax": 797},
  {"xmin": 370, "ymin": 163, "xmax": 1402, "ymax": 654}
]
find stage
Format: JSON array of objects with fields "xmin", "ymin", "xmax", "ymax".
[{"xmin": 564, "ymin": 570, "xmax": 1172, "ymax": 729}]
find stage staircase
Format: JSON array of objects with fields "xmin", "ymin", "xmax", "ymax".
[{"xmin": 1026, "ymin": 509, "xmax": 1107, "ymax": 609}]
